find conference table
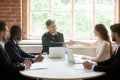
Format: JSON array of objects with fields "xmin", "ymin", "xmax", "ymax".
[{"xmin": 20, "ymin": 55, "xmax": 105, "ymax": 80}]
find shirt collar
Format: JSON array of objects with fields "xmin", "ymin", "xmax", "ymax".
[
  {"xmin": 117, "ymin": 44, "xmax": 120, "ymax": 48},
  {"xmin": 0, "ymin": 41, "xmax": 4, "ymax": 48},
  {"xmin": 114, "ymin": 44, "xmax": 120, "ymax": 54},
  {"xmin": 48, "ymin": 32, "xmax": 58, "ymax": 36},
  {"xmin": 13, "ymin": 40, "xmax": 17, "ymax": 44}
]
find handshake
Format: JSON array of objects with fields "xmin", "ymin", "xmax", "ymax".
[{"xmin": 63, "ymin": 40, "xmax": 79, "ymax": 46}]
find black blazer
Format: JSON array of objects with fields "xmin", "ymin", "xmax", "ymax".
[
  {"xmin": 42, "ymin": 32, "xmax": 64, "ymax": 54},
  {"xmin": 5, "ymin": 39, "xmax": 35, "ymax": 63},
  {"xmin": 0, "ymin": 45, "xmax": 25, "ymax": 79},
  {"xmin": 93, "ymin": 46, "xmax": 120, "ymax": 80}
]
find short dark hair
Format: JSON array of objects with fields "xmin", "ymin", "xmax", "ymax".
[
  {"xmin": 0, "ymin": 20, "xmax": 6, "ymax": 32},
  {"xmin": 46, "ymin": 19, "xmax": 55, "ymax": 27},
  {"xmin": 110, "ymin": 23, "xmax": 120, "ymax": 36},
  {"xmin": 10, "ymin": 25, "xmax": 21, "ymax": 39}
]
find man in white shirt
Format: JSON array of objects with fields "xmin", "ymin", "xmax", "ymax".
[{"xmin": 83, "ymin": 23, "xmax": 120, "ymax": 80}]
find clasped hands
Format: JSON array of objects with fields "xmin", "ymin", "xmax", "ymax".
[
  {"xmin": 23, "ymin": 59, "xmax": 32, "ymax": 69},
  {"xmin": 64, "ymin": 40, "xmax": 78, "ymax": 46},
  {"xmin": 23, "ymin": 55, "xmax": 44, "ymax": 69},
  {"xmin": 83, "ymin": 61, "xmax": 95, "ymax": 70}
]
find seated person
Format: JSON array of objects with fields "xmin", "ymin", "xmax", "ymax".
[
  {"xmin": 0, "ymin": 20, "xmax": 35, "ymax": 80},
  {"xmin": 42, "ymin": 19, "xmax": 69, "ymax": 54},
  {"xmin": 83, "ymin": 23, "xmax": 120, "ymax": 80},
  {"xmin": 70, "ymin": 24, "xmax": 113, "ymax": 62},
  {"xmin": 5, "ymin": 25, "xmax": 44, "ymax": 63}
]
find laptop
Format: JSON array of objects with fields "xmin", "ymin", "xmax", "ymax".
[
  {"xmin": 49, "ymin": 47, "xmax": 66, "ymax": 58},
  {"xmin": 66, "ymin": 49, "xmax": 86, "ymax": 64}
]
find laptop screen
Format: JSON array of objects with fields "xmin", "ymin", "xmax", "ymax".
[{"xmin": 49, "ymin": 47, "xmax": 66, "ymax": 58}]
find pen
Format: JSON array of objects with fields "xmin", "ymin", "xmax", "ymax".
[{"xmin": 26, "ymin": 68, "xmax": 47, "ymax": 70}]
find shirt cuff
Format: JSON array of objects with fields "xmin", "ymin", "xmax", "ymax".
[
  {"xmin": 20, "ymin": 63, "xmax": 26, "ymax": 69},
  {"xmin": 21, "ymin": 63, "xmax": 27, "ymax": 69},
  {"xmin": 91, "ymin": 65, "xmax": 96, "ymax": 70},
  {"xmin": 91, "ymin": 62, "xmax": 97, "ymax": 70}
]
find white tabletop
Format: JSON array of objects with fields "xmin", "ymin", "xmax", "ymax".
[{"xmin": 20, "ymin": 56, "xmax": 105, "ymax": 80}]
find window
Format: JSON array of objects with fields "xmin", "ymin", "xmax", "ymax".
[{"xmin": 27, "ymin": 0, "xmax": 118, "ymax": 40}]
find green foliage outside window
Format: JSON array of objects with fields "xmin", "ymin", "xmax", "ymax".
[{"xmin": 30, "ymin": 0, "xmax": 114, "ymax": 39}]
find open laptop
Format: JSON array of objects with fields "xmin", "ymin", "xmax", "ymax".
[
  {"xmin": 49, "ymin": 47, "xmax": 66, "ymax": 58},
  {"xmin": 66, "ymin": 49, "xmax": 86, "ymax": 64}
]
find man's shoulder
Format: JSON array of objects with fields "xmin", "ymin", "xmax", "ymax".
[
  {"xmin": 42, "ymin": 32, "xmax": 51, "ymax": 38},
  {"xmin": 56, "ymin": 32, "xmax": 63, "ymax": 35},
  {"xmin": 5, "ymin": 39, "xmax": 14, "ymax": 46},
  {"xmin": 43, "ymin": 32, "xmax": 49, "ymax": 36},
  {"xmin": 42, "ymin": 32, "xmax": 63, "ymax": 37}
]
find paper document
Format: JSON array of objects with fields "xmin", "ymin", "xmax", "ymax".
[{"xmin": 28, "ymin": 63, "xmax": 47, "ymax": 70}]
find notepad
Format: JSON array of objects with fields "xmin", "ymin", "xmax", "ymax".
[{"xmin": 28, "ymin": 63, "xmax": 47, "ymax": 70}]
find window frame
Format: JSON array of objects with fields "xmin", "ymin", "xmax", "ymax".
[{"xmin": 22, "ymin": 0, "xmax": 120, "ymax": 40}]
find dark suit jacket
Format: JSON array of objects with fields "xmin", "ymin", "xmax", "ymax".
[
  {"xmin": 5, "ymin": 39, "xmax": 35, "ymax": 63},
  {"xmin": 93, "ymin": 46, "xmax": 120, "ymax": 80},
  {"xmin": 42, "ymin": 32, "xmax": 64, "ymax": 54},
  {"xmin": 0, "ymin": 45, "xmax": 25, "ymax": 80}
]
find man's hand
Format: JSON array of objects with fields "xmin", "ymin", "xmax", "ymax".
[
  {"xmin": 83, "ymin": 61, "xmax": 93, "ymax": 70},
  {"xmin": 23, "ymin": 60, "xmax": 32, "ymax": 69},
  {"xmin": 34, "ymin": 55, "xmax": 44, "ymax": 62},
  {"xmin": 68, "ymin": 40, "xmax": 75, "ymax": 46},
  {"xmin": 63, "ymin": 40, "xmax": 75, "ymax": 46}
]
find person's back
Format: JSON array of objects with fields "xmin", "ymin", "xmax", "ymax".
[
  {"xmin": 5, "ymin": 38, "xmax": 35, "ymax": 63},
  {"xmin": 0, "ymin": 45, "xmax": 24, "ymax": 80}
]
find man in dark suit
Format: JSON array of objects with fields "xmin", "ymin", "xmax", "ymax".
[
  {"xmin": 0, "ymin": 20, "xmax": 35, "ymax": 80},
  {"xmin": 5, "ymin": 25, "xmax": 44, "ymax": 63},
  {"xmin": 83, "ymin": 23, "xmax": 120, "ymax": 80},
  {"xmin": 42, "ymin": 19, "xmax": 69, "ymax": 54}
]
